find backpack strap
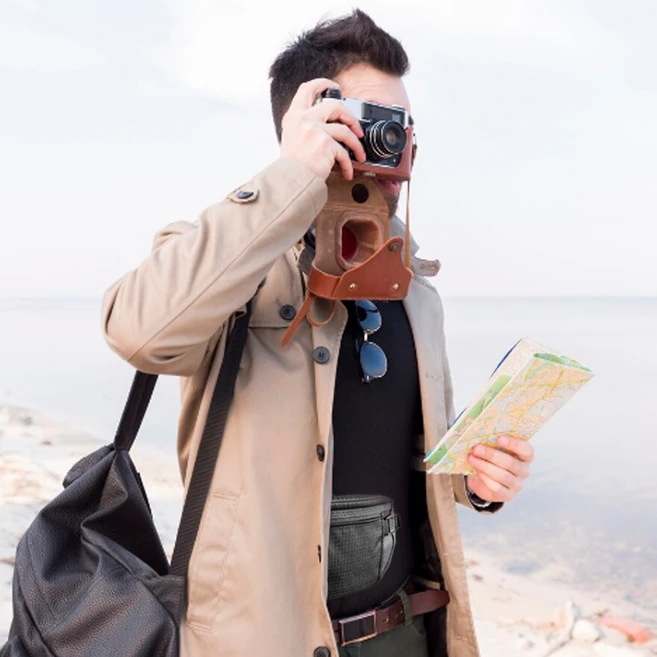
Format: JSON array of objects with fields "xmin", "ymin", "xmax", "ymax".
[
  {"xmin": 111, "ymin": 304, "xmax": 253, "ymax": 578},
  {"xmin": 170, "ymin": 305, "xmax": 251, "ymax": 576}
]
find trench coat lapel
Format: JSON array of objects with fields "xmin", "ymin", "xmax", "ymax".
[{"xmin": 402, "ymin": 277, "xmax": 448, "ymax": 456}]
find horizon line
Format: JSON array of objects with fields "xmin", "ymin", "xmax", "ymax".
[{"xmin": 1, "ymin": 295, "xmax": 655, "ymax": 301}]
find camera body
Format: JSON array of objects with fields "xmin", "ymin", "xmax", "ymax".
[{"xmin": 318, "ymin": 89, "xmax": 414, "ymax": 182}]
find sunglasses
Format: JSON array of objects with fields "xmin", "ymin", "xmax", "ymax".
[{"xmin": 354, "ymin": 300, "xmax": 387, "ymax": 384}]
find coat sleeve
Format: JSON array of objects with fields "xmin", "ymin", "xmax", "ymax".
[
  {"xmin": 101, "ymin": 157, "xmax": 327, "ymax": 376},
  {"xmin": 440, "ymin": 334, "xmax": 473, "ymax": 509}
]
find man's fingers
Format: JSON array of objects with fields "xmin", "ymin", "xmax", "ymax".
[
  {"xmin": 309, "ymin": 100, "xmax": 364, "ymax": 137},
  {"xmin": 323, "ymin": 123, "xmax": 366, "ymax": 162},
  {"xmin": 333, "ymin": 142, "xmax": 354, "ymax": 180},
  {"xmin": 468, "ymin": 436, "xmax": 533, "ymax": 505},
  {"xmin": 469, "ymin": 455, "xmax": 525, "ymax": 491},
  {"xmin": 288, "ymin": 78, "xmax": 340, "ymax": 112},
  {"xmin": 470, "ymin": 446, "xmax": 528, "ymax": 478},
  {"xmin": 280, "ymin": 79, "xmax": 366, "ymax": 181},
  {"xmin": 473, "ymin": 471, "xmax": 514, "ymax": 502},
  {"xmin": 499, "ymin": 436, "xmax": 534, "ymax": 463},
  {"xmin": 473, "ymin": 441, "xmax": 533, "ymax": 474}
]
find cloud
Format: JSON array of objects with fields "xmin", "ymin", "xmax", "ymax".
[
  {"xmin": 0, "ymin": 22, "xmax": 103, "ymax": 72},
  {"xmin": 419, "ymin": 1, "xmax": 617, "ymax": 49},
  {"xmin": 149, "ymin": 0, "xmax": 322, "ymax": 103},
  {"xmin": 2, "ymin": 0, "xmax": 40, "ymax": 11},
  {"xmin": 151, "ymin": 0, "xmax": 626, "ymax": 101}
]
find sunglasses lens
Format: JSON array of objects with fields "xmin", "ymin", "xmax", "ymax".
[
  {"xmin": 354, "ymin": 300, "xmax": 381, "ymax": 334},
  {"xmin": 359, "ymin": 341, "xmax": 387, "ymax": 383}
]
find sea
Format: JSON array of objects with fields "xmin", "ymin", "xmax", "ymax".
[{"xmin": 0, "ymin": 297, "xmax": 655, "ymax": 613}]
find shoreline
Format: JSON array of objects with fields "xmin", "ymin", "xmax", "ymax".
[{"xmin": 1, "ymin": 404, "xmax": 655, "ymax": 655}]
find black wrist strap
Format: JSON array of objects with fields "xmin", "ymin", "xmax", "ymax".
[{"xmin": 112, "ymin": 303, "xmax": 252, "ymax": 579}]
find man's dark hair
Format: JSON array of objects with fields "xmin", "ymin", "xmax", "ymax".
[{"xmin": 269, "ymin": 10, "xmax": 410, "ymax": 141}]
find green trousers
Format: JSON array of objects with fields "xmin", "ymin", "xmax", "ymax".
[
  {"xmin": 337, "ymin": 615, "xmax": 428, "ymax": 657},
  {"xmin": 336, "ymin": 589, "xmax": 429, "ymax": 657}
]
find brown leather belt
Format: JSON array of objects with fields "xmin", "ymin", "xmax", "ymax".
[{"xmin": 331, "ymin": 588, "xmax": 450, "ymax": 647}]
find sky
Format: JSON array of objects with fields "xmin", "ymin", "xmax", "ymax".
[{"xmin": 0, "ymin": 0, "xmax": 655, "ymax": 297}]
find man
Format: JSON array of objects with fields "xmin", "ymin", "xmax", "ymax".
[{"xmin": 102, "ymin": 10, "xmax": 533, "ymax": 657}]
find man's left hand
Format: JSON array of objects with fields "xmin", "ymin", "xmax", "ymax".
[{"xmin": 465, "ymin": 436, "xmax": 534, "ymax": 503}]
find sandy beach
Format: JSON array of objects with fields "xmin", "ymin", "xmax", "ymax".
[{"xmin": 1, "ymin": 405, "xmax": 655, "ymax": 656}]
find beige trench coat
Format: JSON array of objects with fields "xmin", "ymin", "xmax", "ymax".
[{"xmin": 102, "ymin": 157, "xmax": 491, "ymax": 657}]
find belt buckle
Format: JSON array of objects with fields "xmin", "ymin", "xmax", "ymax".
[{"xmin": 338, "ymin": 610, "xmax": 377, "ymax": 646}]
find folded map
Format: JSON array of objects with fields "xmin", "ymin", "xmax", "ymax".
[{"xmin": 424, "ymin": 338, "xmax": 594, "ymax": 475}]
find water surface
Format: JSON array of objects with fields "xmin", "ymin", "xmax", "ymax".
[{"xmin": 1, "ymin": 296, "xmax": 655, "ymax": 612}]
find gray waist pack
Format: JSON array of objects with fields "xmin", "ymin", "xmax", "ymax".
[{"xmin": 327, "ymin": 494, "xmax": 400, "ymax": 600}]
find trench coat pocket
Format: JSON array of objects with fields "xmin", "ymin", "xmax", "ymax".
[{"xmin": 186, "ymin": 491, "xmax": 241, "ymax": 631}]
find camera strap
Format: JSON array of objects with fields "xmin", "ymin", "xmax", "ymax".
[
  {"xmin": 404, "ymin": 179, "xmax": 412, "ymax": 270},
  {"xmin": 281, "ymin": 175, "xmax": 414, "ymax": 348},
  {"xmin": 281, "ymin": 235, "xmax": 412, "ymax": 347}
]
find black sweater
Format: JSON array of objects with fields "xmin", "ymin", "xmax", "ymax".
[{"xmin": 328, "ymin": 300, "xmax": 422, "ymax": 618}]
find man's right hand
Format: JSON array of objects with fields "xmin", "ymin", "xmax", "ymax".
[{"xmin": 280, "ymin": 78, "xmax": 367, "ymax": 181}]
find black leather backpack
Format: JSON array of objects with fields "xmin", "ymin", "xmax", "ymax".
[{"xmin": 1, "ymin": 306, "xmax": 251, "ymax": 657}]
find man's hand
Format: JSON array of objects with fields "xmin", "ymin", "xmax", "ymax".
[
  {"xmin": 280, "ymin": 78, "xmax": 367, "ymax": 181},
  {"xmin": 465, "ymin": 436, "xmax": 534, "ymax": 503}
]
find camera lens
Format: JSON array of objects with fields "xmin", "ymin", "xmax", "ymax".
[{"xmin": 364, "ymin": 120, "xmax": 407, "ymax": 160}]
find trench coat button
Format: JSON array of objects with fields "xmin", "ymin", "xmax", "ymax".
[
  {"xmin": 316, "ymin": 445, "xmax": 325, "ymax": 462},
  {"xmin": 314, "ymin": 648, "xmax": 330, "ymax": 657},
  {"xmin": 228, "ymin": 187, "xmax": 259, "ymax": 203},
  {"xmin": 279, "ymin": 304, "xmax": 296, "ymax": 321},
  {"xmin": 312, "ymin": 347, "xmax": 331, "ymax": 364}
]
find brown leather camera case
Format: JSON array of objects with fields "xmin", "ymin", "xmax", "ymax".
[{"xmin": 281, "ymin": 173, "xmax": 412, "ymax": 347}]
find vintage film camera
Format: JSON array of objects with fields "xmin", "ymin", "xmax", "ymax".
[
  {"xmin": 312, "ymin": 88, "xmax": 415, "ymax": 277},
  {"xmin": 317, "ymin": 88, "xmax": 414, "ymax": 182},
  {"xmin": 281, "ymin": 91, "xmax": 415, "ymax": 346}
]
